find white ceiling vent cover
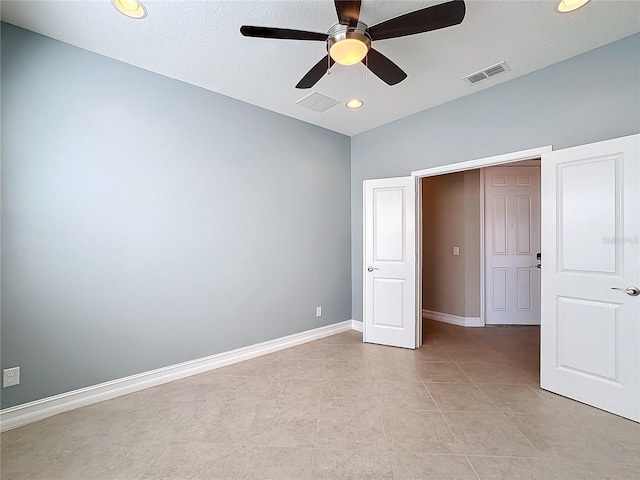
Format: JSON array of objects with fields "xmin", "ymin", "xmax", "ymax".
[
  {"xmin": 296, "ymin": 91, "xmax": 339, "ymax": 113},
  {"xmin": 464, "ymin": 61, "xmax": 511, "ymax": 85}
]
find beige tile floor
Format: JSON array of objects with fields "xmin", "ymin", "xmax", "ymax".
[{"xmin": 2, "ymin": 319, "xmax": 639, "ymax": 479}]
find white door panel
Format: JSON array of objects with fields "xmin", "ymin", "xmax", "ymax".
[
  {"xmin": 364, "ymin": 177, "xmax": 418, "ymax": 349},
  {"xmin": 485, "ymin": 166, "xmax": 541, "ymax": 325},
  {"xmin": 541, "ymin": 134, "xmax": 639, "ymax": 422}
]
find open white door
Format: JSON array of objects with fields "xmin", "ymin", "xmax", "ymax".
[
  {"xmin": 363, "ymin": 177, "xmax": 418, "ymax": 349},
  {"xmin": 541, "ymin": 134, "xmax": 639, "ymax": 422},
  {"xmin": 485, "ymin": 166, "xmax": 541, "ymax": 325}
]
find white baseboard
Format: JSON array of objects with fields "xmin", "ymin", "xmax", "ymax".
[
  {"xmin": 422, "ymin": 309, "xmax": 483, "ymax": 328},
  {"xmin": 1, "ymin": 319, "xmax": 355, "ymax": 432},
  {"xmin": 351, "ymin": 320, "xmax": 363, "ymax": 332}
]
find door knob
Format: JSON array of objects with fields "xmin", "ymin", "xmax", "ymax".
[
  {"xmin": 367, "ymin": 267, "xmax": 380, "ymax": 272},
  {"xmin": 611, "ymin": 286, "xmax": 640, "ymax": 297}
]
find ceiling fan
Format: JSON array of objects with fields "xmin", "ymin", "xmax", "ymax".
[{"xmin": 240, "ymin": 0, "xmax": 466, "ymax": 89}]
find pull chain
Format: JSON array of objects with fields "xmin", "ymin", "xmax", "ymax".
[{"xmin": 365, "ymin": 53, "xmax": 368, "ymax": 86}]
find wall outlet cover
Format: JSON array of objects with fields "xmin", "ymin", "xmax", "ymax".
[
  {"xmin": 3, "ymin": 367, "xmax": 20, "ymax": 388},
  {"xmin": 316, "ymin": 306, "xmax": 322, "ymax": 317}
]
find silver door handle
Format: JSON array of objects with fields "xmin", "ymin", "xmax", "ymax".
[
  {"xmin": 611, "ymin": 286, "xmax": 640, "ymax": 297},
  {"xmin": 530, "ymin": 264, "xmax": 541, "ymax": 269},
  {"xmin": 367, "ymin": 267, "xmax": 380, "ymax": 272}
]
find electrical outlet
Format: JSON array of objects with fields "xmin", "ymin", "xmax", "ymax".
[
  {"xmin": 453, "ymin": 246, "xmax": 460, "ymax": 256},
  {"xmin": 3, "ymin": 367, "xmax": 20, "ymax": 388},
  {"xmin": 316, "ymin": 306, "xmax": 322, "ymax": 317}
]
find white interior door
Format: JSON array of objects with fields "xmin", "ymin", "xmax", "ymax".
[
  {"xmin": 485, "ymin": 166, "xmax": 541, "ymax": 325},
  {"xmin": 363, "ymin": 177, "xmax": 418, "ymax": 349},
  {"xmin": 541, "ymin": 134, "xmax": 639, "ymax": 422}
]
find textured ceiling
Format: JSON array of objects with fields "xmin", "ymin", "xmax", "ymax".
[{"xmin": 2, "ymin": 0, "xmax": 639, "ymax": 136}]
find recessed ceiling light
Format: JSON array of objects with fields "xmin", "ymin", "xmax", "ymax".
[
  {"xmin": 556, "ymin": 0, "xmax": 590, "ymax": 13},
  {"xmin": 114, "ymin": 0, "xmax": 147, "ymax": 19},
  {"xmin": 346, "ymin": 99, "xmax": 364, "ymax": 109}
]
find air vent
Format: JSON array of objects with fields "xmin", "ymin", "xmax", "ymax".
[
  {"xmin": 296, "ymin": 91, "xmax": 339, "ymax": 113},
  {"xmin": 466, "ymin": 72, "xmax": 487, "ymax": 84},
  {"xmin": 464, "ymin": 61, "xmax": 510, "ymax": 86}
]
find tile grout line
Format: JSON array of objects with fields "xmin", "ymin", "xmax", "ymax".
[
  {"xmin": 133, "ymin": 435, "xmax": 173, "ymax": 480},
  {"xmin": 372, "ymin": 357, "xmax": 397, "ymax": 480},
  {"xmin": 463, "ymin": 456, "xmax": 483, "ymax": 480},
  {"xmin": 464, "ymin": 453, "xmax": 550, "ymax": 459},
  {"xmin": 308, "ymin": 351, "xmax": 328, "ymax": 480}
]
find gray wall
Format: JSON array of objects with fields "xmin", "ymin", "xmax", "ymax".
[
  {"xmin": 1, "ymin": 24, "xmax": 352, "ymax": 409},
  {"xmin": 352, "ymin": 33, "xmax": 640, "ymax": 322}
]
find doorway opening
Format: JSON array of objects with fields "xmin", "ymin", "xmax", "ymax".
[
  {"xmin": 411, "ymin": 145, "xmax": 550, "ymax": 345},
  {"xmin": 420, "ymin": 160, "xmax": 542, "ymax": 332}
]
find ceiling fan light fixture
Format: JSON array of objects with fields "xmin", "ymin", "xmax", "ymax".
[
  {"xmin": 556, "ymin": 0, "xmax": 590, "ymax": 12},
  {"xmin": 330, "ymin": 38, "xmax": 368, "ymax": 66},
  {"xmin": 346, "ymin": 98, "xmax": 364, "ymax": 109},
  {"xmin": 327, "ymin": 23, "xmax": 371, "ymax": 66},
  {"xmin": 114, "ymin": 0, "xmax": 147, "ymax": 19}
]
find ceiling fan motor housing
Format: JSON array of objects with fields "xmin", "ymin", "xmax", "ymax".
[{"xmin": 327, "ymin": 21, "xmax": 371, "ymax": 55}]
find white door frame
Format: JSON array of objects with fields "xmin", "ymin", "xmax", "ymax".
[{"xmin": 411, "ymin": 145, "xmax": 552, "ymax": 327}]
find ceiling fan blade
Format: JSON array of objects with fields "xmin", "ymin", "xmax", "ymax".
[
  {"xmin": 362, "ymin": 48, "xmax": 407, "ymax": 86},
  {"xmin": 240, "ymin": 26, "xmax": 328, "ymax": 41},
  {"xmin": 296, "ymin": 55, "xmax": 335, "ymax": 89},
  {"xmin": 334, "ymin": 0, "xmax": 361, "ymax": 28},
  {"xmin": 367, "ymin": 0, "xmax": 465, "ymax": 41}
]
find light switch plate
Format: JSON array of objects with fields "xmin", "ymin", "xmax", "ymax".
[{"xmin": 453, "ymin": 247, "xmax": 460, "ymax": 256}]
